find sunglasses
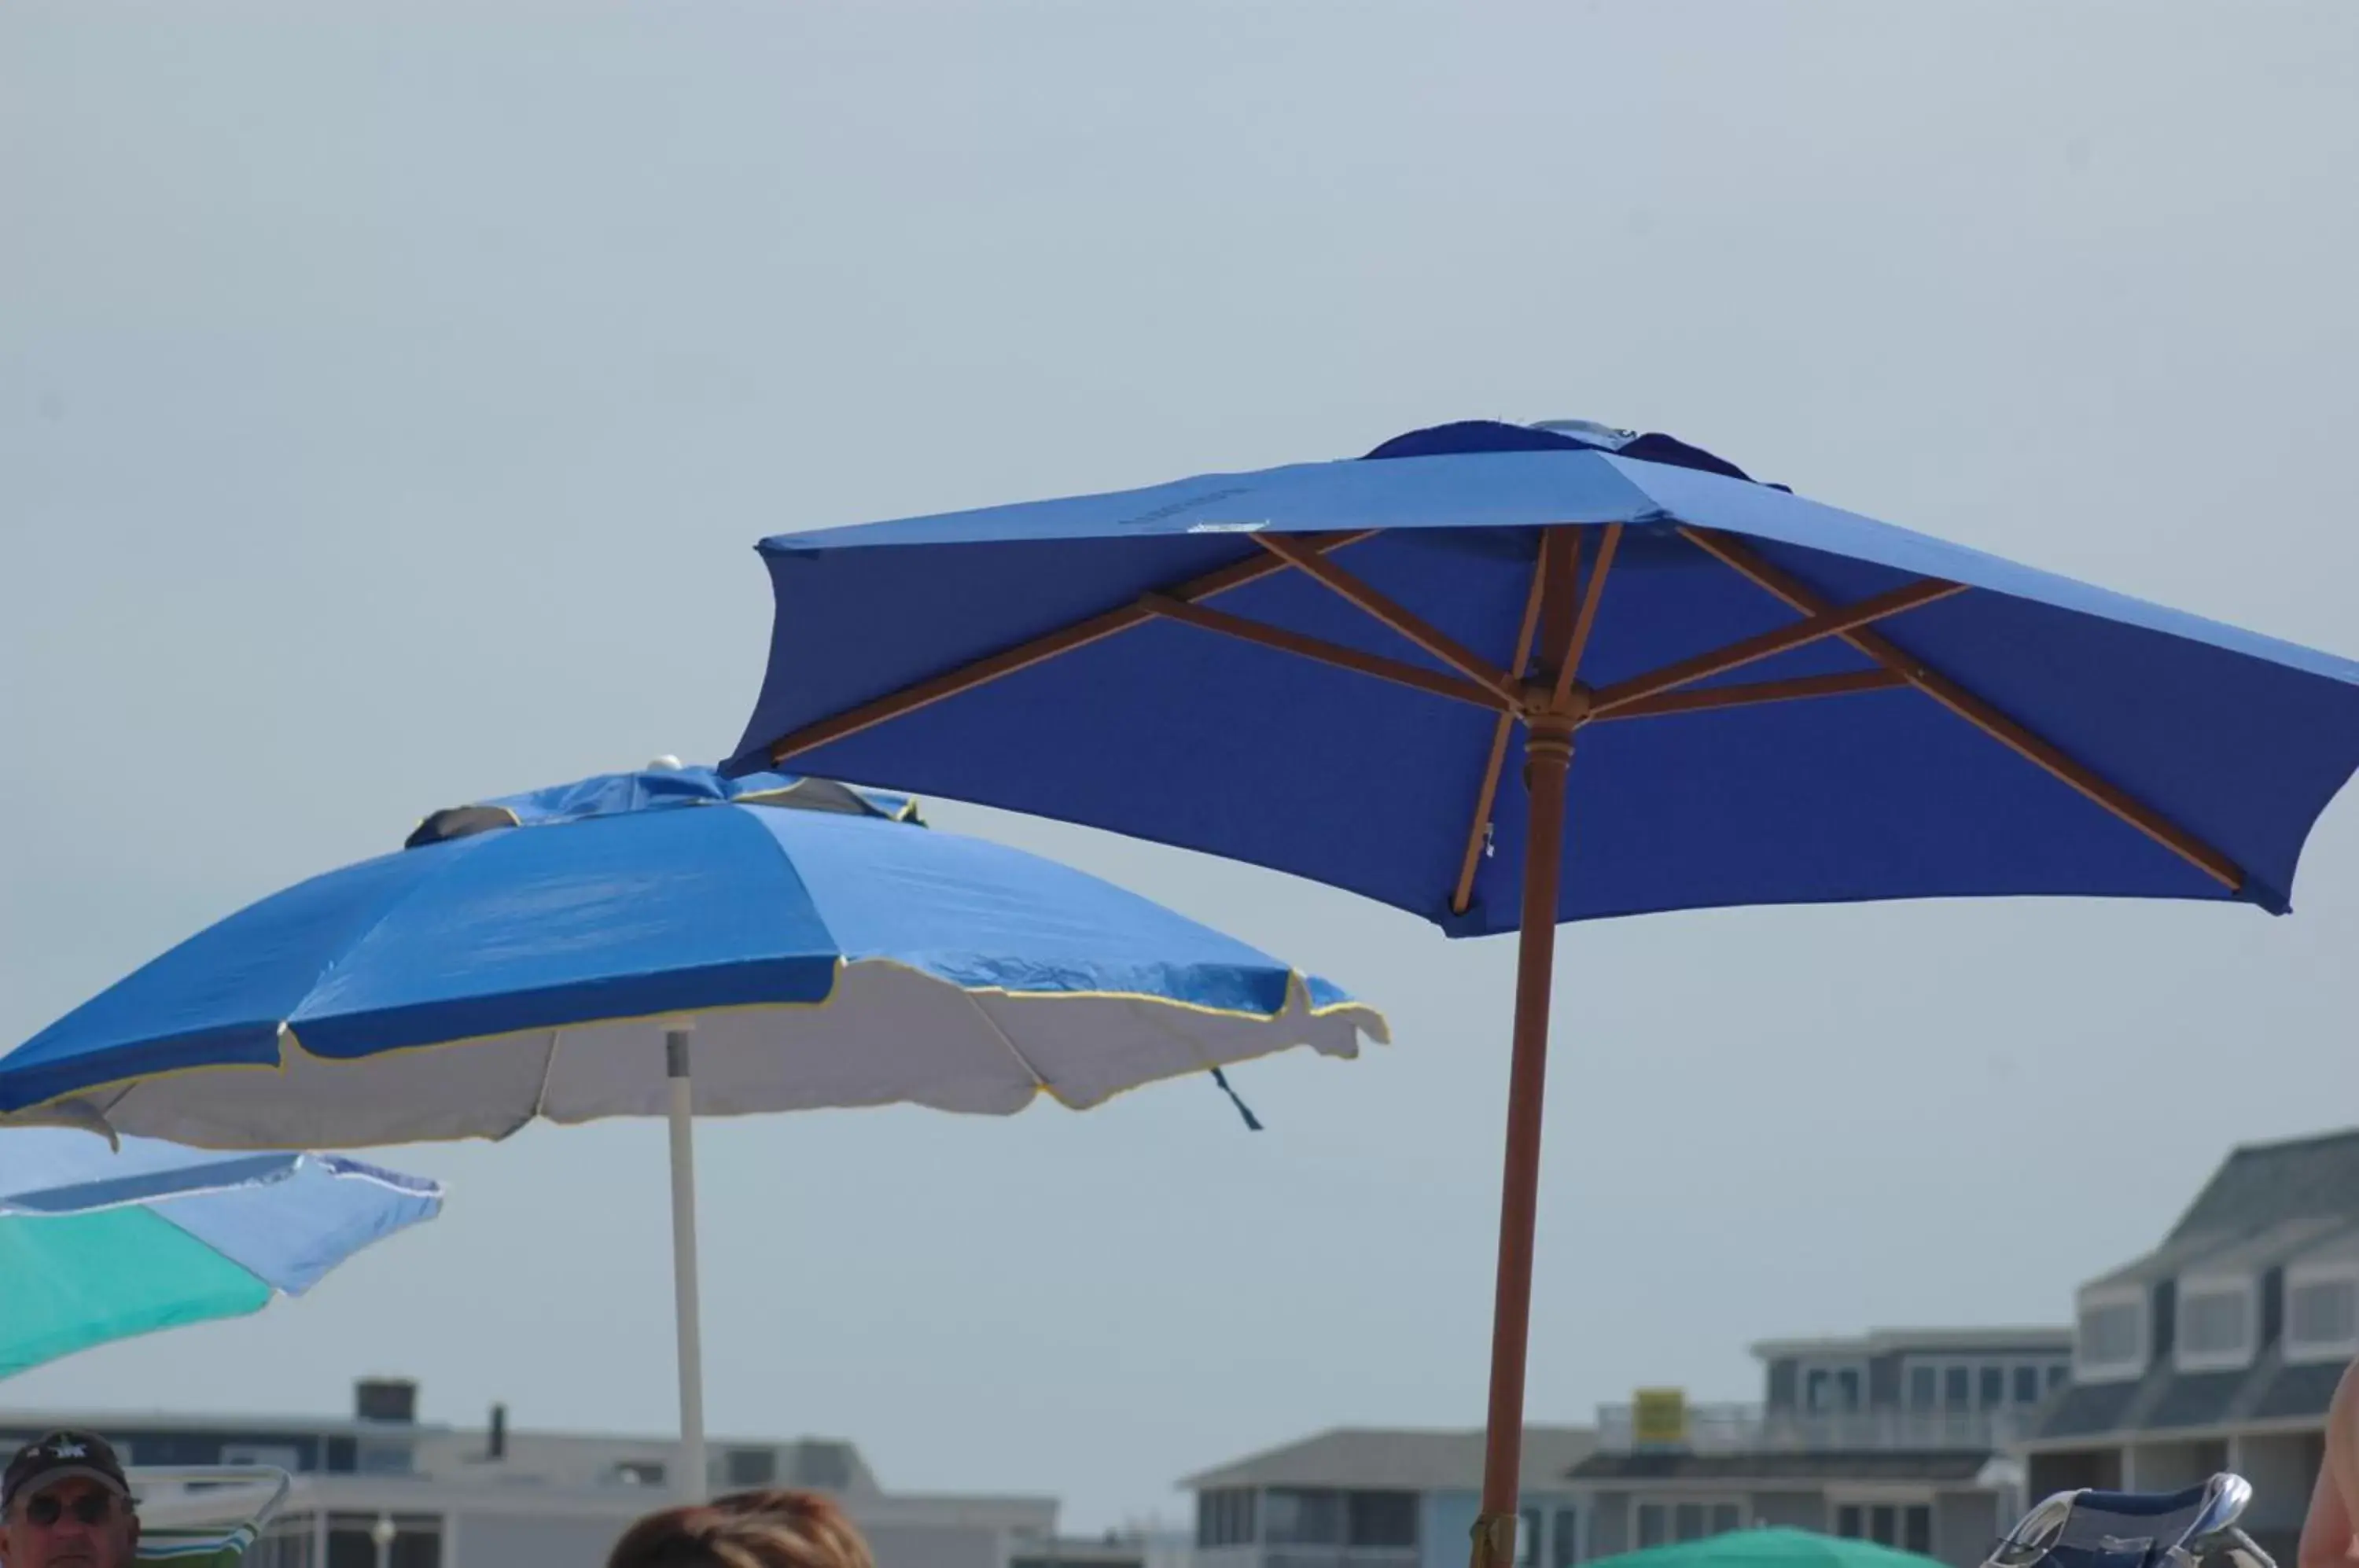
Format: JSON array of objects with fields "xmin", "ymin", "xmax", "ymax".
[{"xmin": 22, "ymin": 1492, "xmax": 117, "ymax": 1527}]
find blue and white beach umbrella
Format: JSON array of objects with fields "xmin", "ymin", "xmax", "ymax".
[{"xmin": 0, "ymin": 764, "xmax": 1385, "ymax": 1491}]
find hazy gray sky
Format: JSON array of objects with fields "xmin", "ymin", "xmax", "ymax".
[{"xmin": 4, "ymin": 0, "xmax": 2356, "ymax": 1533}]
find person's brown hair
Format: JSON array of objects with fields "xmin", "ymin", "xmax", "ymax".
[{"xmin": 607, "ymin": 1488, "xmax": 876, "ymax": 1568}]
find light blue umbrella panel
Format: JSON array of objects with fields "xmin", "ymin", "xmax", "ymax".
[{"xmin": 1, "ymin": 1129, "xmax": 441, "ymax": 1378}]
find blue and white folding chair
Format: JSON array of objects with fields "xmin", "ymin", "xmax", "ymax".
[
  {"xmin": 1985, "ymin": 1474, "xmax": 2274, "ymax": 1568},
  {"xmin": 125, "ymin": 1467, "xmax": 292, "ymax": 1567}
]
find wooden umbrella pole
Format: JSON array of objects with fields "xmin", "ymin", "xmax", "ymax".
[{"xmin": 1470, "ymin": 712, "xmax": 1574, "ymax": 1568}]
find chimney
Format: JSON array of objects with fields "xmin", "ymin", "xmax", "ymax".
[
  {"xmin": 355, "ymin": 1378, "xmax": 418, "ymax": 1424},
  {"xmin": 488, "ymin": 1404, "xmax": 508, "ymax": 1460}
]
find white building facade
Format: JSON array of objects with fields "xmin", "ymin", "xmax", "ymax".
[{"xmin": 2, "ymin": 1378, "xmax": 1069, "ymax": 1568}]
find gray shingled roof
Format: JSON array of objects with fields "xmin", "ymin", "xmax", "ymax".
[
  {"xmin": 2034, "ymin": 1379, "xmax": 2143, "ymax": 1440},
  {"xmin": 1568, "ymin": 1451, "xmax": 1991, "ymax": 1484},
  {"xmin": 2081, "ymin": 1231, "xmax": 2244, "ymax": 1292},
  {"xmin": 1750, "ymin": 1329, "xmax": 2070, "ymax": 1360},
  {"xmin": 2141, "ymin": 1371, "xmax": 2244, "ymax": 1431},
  {"xmin": 2248, "ymin": 1360, "xmax": 2349, "ymax": 1421},
  {"xmin": 2030, "ymin": 1339, "xmax": 2347, "ymax": 1446},
  {"xmin": 2180, "ymin": 1216, "xmax": 2350, "ymax": 1279},
  {"xmin": 1183, "ymin": 1426, "xmax": 1595, "ymax": 1493},
  {"xmin": 2030, "ymin": 1127, "xmax": 2359, "ymax": 1446},
  {"xmin": 2301, "ymin": 1224, "xmax": 2359, "ymax": 1268},
  {"xmin": 2166, "ymin": 1128, "xmax": 2359, "ymax": 1240}
]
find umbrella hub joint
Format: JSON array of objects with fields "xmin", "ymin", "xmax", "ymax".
[
  {"xmin": 1517, "ymin": 690, "xmax": 1585, "ymax": 749},
  {"xmin": 1518, "ymin": 711, "xmax": 1577, "ymax": 791}
]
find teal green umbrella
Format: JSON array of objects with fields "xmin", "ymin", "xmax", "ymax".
[{"xmin": 1585, "ymin": 1532, "xmax": 1944, "ymax": 1568}]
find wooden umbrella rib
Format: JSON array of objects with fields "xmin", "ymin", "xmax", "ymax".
[
  {"xmin": 767, "ymin": 529, "xmax": 1378, "ymax": 762},
  {"xmin": 1553, "ymin": 521, "xmax": 1622, "ymax": 706},
  {"xmin": 1452, "ymin": 549, "xmax": 1554, "ymax": 915},
  {"xmin": 1677, "ymin": 526, "xmax": 2246, "ymax": 892},
  {"xmin": 1142, "ymin": 595, "xmax": 1511, "ymax": 712},
  {"xmin": 1535, "ymin": 525, "xmax": 1581, "ymax": 670},
  {"xmin": 1589, "ymin": 577, "xmax": 1966, "ymax": 716},
  {"xmin": 1255, "ymin": 533, "xmax": 1522, "ymax": 705},
  {"xmin": 1590, "ymin": 668, "xmax": 1908, "ymax": 722}
]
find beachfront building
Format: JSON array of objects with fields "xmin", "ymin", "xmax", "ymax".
[
  {"xmin": 0, "ymin": 1377, "xmax": 1081, "ymax": 1568},
  {"xmin": 1178, "ymin": 1327, "xmax": 2063, "ymax": 1568},
  {"xmin": 1184, "ymin": 1426, "xmax": 1599, "ymax": 1568},
  {"xmin": 2016, "ymin": 1128, "xmax": 2359, "ymax": 1568},
  {"xmin": 1563, "ymin": 1327, "xmax": 2069, "ymax": 1568}
]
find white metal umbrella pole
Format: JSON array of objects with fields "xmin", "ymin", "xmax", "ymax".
[{"xmin": 665, "ymin": 1025, "xmax": 708, "ymax": 1502}]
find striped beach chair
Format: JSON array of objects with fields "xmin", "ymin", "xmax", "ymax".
[
  {"xmin": 127, "ymin": 1467, "xmax": 292, "ymax": 1568},
  {"xmin": 1984, "ymin": 1474, "xmax": 2275, "ymax": 1568}
]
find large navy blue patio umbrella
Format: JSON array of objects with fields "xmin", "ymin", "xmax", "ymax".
[{"xmin": 721, "ymin": 418, "xmax": 2359, "ymax": 1568}]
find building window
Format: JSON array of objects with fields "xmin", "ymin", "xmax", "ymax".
[
  {"xmin": 1804, "ymin": 1364, "xmax": 1864, "ymax": 1412},
  {"xmin": 2287, "ymin": 1275, "xmax": 2359, "ymax": 1359},
  {"xmin": 1518, "ymin": 1508, "xmax": 1542, "ymax": 1567},
  {"xmin": 2179, "ymin": 1286, "xmax": 2253, "ymax": 1366},
  {"xmin": 1835, "ymin": 1504, "xmax": 1930, "ymax": 1552},
  {"xmin": 353, "ymin": 1440, "xmax": 414, "ymax": 1476},
  {"xmin": 611, "ymin": 1460, "xmax": 667, "ymax": 1487},
  {"xmin": 1635, "ymin": 1500, "xmax": 1740, "ymax": 1548},
  {"xmin": 1197, "ymin": 1489, "xmax": 1257, "ymax": 1548},
  {"xmin": 1266, "ymin": 1489, "xmax": 1345, "ymax": 1546},
  {"xmin": 324, "ymin": 1513, "xmax": 440, "ymax": 1568},
  {"xmin": 2046, "ymin": 1363, "xmax": 2069, "ymax": 1391},
  {"xmin": 1552, "ymin": 1507, "xmax": 1580, "ymax": 1568},
  {"xmin": 1904, "ymin": 1357, "xmax": 2066, "ymax": 1414},
  {"xmin": 726, "ymin": 1448, "xmax": 778, "ymax": 1488},
  {"xmin": 252, "ymin": 1515, "xmax": 320, "ymax": 1568},
  {"xmin": 792, "ymin": 1443, "xmax": 856, "ymax": 1492},
  {"xmin": 1347, "ymin": 1491, "xmax": 1419, "ymax": 1549},
  {"xmin": 2077, "ymin": 1299, "xmax": 2144, "ymax": 1376},
  {"xmin": 223, "ymin": 1444, "xmax": 306, "ymax": 1473}
]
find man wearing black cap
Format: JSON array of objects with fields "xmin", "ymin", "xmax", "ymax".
[{"xmin": 0, "ymin": 1431, "xmax": 138, "ymax": 1568}]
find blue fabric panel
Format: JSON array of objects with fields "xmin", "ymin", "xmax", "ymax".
[
  {"xmin": 0, "ymin": 844, "xmax": 492, "ymax": 1110},
  {"xmin": 754, "ymin": 807, "xmax": 1303, "ymax": 1014},
  {"xmin": 2071, "ymin": 1486, "xmax": 2210, "ymax": 1518},
  {"xmin": 160, "ymin": 1154, "xmax": 443, "ymax": 1294},
  {"xmin": 0, "ymin": 1130, "xmax": 300, "ymax": 1214},
  {"xmin": 287, "ymin": 804, "xmax": 842, "ymax": 1057}
]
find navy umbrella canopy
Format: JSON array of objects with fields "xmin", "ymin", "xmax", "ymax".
[{"xmin": 727, "ymin": 418, "xmax": 2359, "ymax": 1565}]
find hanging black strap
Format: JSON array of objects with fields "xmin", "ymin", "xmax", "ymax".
[{"xmin": 1209, "ymin": 1066, "xmax": 1263, "ymax": 1132}]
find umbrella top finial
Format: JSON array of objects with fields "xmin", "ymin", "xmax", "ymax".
[
  {"xmin": 1360, "ymin": 418, "xmax": 1766, "ymax": 484},
  {"xmin": 403, "ymin": 765, "xmax": 925, "ymax": 850}
]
